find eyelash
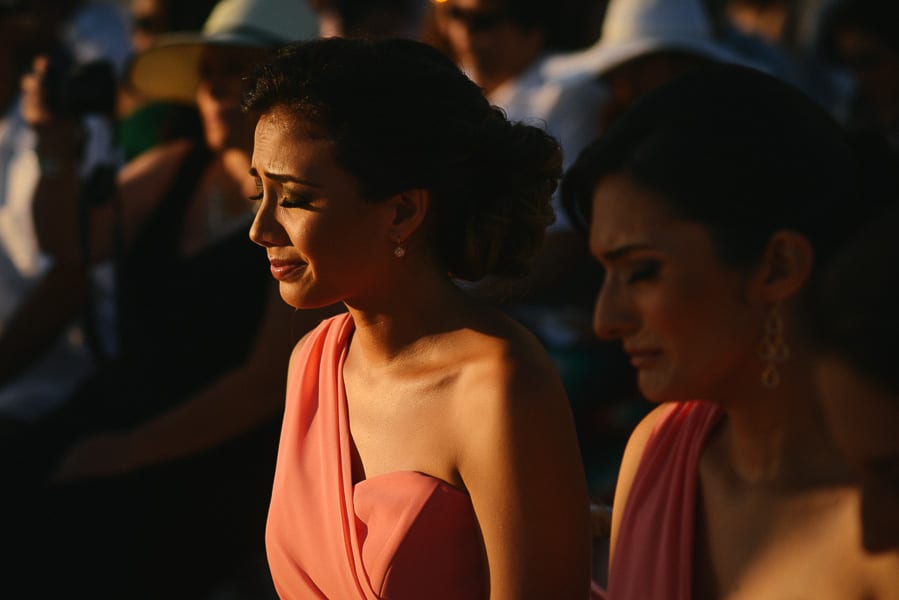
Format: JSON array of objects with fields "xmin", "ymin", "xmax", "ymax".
[
  {"xmin": 246, "ymin": 191, "xmax": 315, "ymax": 207},
  {"xmin": 627, "ymin": 261, "xmax": 660, "ymax": 284},
  {"xmin": 280, "ymin": 193, "xmax": 315, "ymax": 208}
]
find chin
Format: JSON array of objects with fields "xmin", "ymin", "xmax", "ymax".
[
  {"xmin": 637, "ymin": 374, "xmax": 670, "ymax": 403},
  {"xmin": 637, "ymin": 380, "xmax": 693, "ymax": 405},
  {"xmin": 280, "ymin": 290, "xmax": 337, "ymax": 311}
]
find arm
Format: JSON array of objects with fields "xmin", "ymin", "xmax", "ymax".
[
  {"xmin": 0, "ymin": 57, "xmax": 94, "ymax": 383},
  {"xmin": 50, "ymin": 287, "xmax": 342, "ymax": 481},
  {"xmin": 607, "ymin": 403, "xmax": 668, "ymax": 569},
  {"xmin": 0, "ymin": 262, "xmax": 88, "ymax": 386},
  {"xmin": 1, "ymin": 140, "xmax": 198, "ymax": 387},
  {"xmin": 3, "ymin": 146, "xmax": 195, "ymax": 391},
  {"xmin": 24, "ymin": 52, "xmax": 194, "ymax": 265},
  {"xmin": 459, "ymin": 352, "xmax": 592, "ymax": 599}
]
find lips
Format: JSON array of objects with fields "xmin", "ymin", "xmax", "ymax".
[
  {"xmin": 624, "ymin": 348, "xmax": 663, "ymax": 369},
  {"xmin": 268, "ymin": 258, "xmax": 306, "ymax": 281}
]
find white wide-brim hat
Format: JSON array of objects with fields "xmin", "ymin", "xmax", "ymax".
[
  {"xmin": 128, "ymin": 0, "xmax": 319, "ymax": 104},
  {"xmin": 545, "ymin": 0, "xmax": 749, "ymax": 82}
]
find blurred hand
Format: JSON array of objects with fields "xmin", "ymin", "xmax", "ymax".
[{"xmin": 20, "ymin": 54, "xmax": 57, "ymax": 128}]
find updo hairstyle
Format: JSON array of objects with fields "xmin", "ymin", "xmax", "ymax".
[{"xmin": 242, "ymin": 37, "xmax": 562, "ymax": 281}]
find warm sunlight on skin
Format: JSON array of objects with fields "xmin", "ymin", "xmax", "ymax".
[
  {"xmin": 588, "ymin": 173, "xmax": 765, "ymax": 404},
  {"xmin": 248, "ymin": 108, "xmax": 397, "ymax": 310},
  {"xmin": 815, "ymin": 357, "xmax": 899, "ymax": 553}
]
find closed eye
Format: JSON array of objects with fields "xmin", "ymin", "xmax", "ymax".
[
  {"xmin": 280, "ymin": 192, "xmax": 318, "ymax": 209},
  {"xmin": 627, "ymin": 261, "xmax": 660, "ymax": 284}
]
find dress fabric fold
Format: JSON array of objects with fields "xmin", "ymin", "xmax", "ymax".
[
  {"xmin": 606, "ymin": 400, "xmax": 724, "ymax": 600},
  {"xmin": 266, "ymin": 313, "xmax": 488, "ymax": 600}
]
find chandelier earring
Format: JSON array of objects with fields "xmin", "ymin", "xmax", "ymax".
[
  {"xmin": 392, "ymin": 236, "xmax": 406, "ymax": 259},
  {"xmin": 757, "ymin": 302, "xmax": 790, "ymax": 389}
]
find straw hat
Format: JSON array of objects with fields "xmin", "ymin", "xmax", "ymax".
[
  {"xmin": 128, "ymin": 0, "xmax": 319, "ymax": 104},
  {"xmin": 545, "ymin": 0, "xmax": 747, "ymax": 81}
]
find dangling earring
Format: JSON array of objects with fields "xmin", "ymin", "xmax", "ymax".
[
  {"xmin": 393, "ymin": 244, "xmax": 406, "ymax": 258},
  {"xmin": 757, "ymin": 303, "xmax": 790, "ymax": 389}
]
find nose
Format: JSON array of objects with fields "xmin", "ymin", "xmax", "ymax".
[
  {"xmin": 593, "ymin": 276, "xmax": 637, "ymax": 340},
  {"xmin": 249, "ymin": 199, "xmax": 284, "ymax": 249}
]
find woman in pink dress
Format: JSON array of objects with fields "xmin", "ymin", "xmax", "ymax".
[
  {"xmin": 243, "ymin": 37, "xmax": 592, "ymax": 599},
  {"xmin": 561, "ymin": 64, "xmax": 899, "ymax": 599}
]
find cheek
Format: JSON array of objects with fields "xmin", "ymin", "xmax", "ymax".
[
  {"xmin": 639, "ymin": 286, "xmax": 710, "ymax": 341},
  {"xmin": 283, "ymin": 216, "xmax": 335, "ymax": 263},
  {"xmin": 286, "ymin": 213, "xmax": 380, "ymax": 270},
  {"xmin": 645, "ymin": 295, "xmax": 755, "ymax": 396}
]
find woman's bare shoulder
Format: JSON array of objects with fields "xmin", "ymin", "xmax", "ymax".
[
  {"xmin": 451, "ymin": 313, "xmax": 563, "ymax": 398},
  {"xmin": 440, "ymin": 313, "xmax": 578, "ymax": 451}
]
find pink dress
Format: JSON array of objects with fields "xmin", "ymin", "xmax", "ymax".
[
  {"xmin": 605, "ymin": 401, "xmax": 724, "ymax": 600},
  {"xmin": 265, "ymin": 314, "xmax": 487, "ymax": 599}
]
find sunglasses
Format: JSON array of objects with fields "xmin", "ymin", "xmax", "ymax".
[{"xmin": 445, "ymin": 5, "xmax": 507, "ymax": 32}]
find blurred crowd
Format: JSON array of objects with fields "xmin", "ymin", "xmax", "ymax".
[{"xmin": 0, "ymin": 0, "xmax": 897, "ymax": 597}]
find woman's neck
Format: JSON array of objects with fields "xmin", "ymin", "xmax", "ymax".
[
  {"xmin": 714, "ymin": 363, "xmax": 852, "ymax": 489},
  {"xmin": 344, "ymin": 270, "xmax": 489, "ymax": 369}
]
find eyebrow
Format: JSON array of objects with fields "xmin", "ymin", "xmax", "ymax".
[
  {"xmin": 248, "ymin": 167, "xmax": 321, "ymax": 187},
  {"xmin": 599, "ymin": 243, "xmax": 655, "ymax": 262}
]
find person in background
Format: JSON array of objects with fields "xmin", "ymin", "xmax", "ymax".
[
  {"xmin": 815, "ymin": 0, "xmax": 899, "ymax": 154},
  {"xmin": 702, "ymin": 0, "xmax": 848, "ymax": 112},
  {"xmin": 3, "ymin": 0, "xmax": 331, "ymax": 597},
  {"xmin": 548, "ymin": 0, "xmax": 755, "ymax": 135},
  {"xmin": 562, "ymin": 63, "xmax": 899, "ymax": 599},
  {"xmin": 545, "ymin": 0, "xmax": 752, "ymax": 564},
  {"xmin": 540, "ymin": 0, "xmax": 753, "ymax": 505},
  {"xmin": 307, "ymin": 0, "xmax": 430, "ymax": 40},
  {"xmin": 806, "ymin": 142, "xmax": 899, "ymax": 554},
  {"xmin": 0, "ymin": 0, "xmax": 129, "ymax": 424},
  {"xmin": 433, "ymin": 0, "xmax": 605, "ymax": 231},
  {"xmin": 117, "ymin": 0, "xmax": 219, "ymax": 161},
  {"xmin": 244, "ymin": 36, "xmax": 591, "ymax": 599}
]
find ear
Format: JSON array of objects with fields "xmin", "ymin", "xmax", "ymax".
[
  {"xmin": 386, "ymin": 188, "xmax": 429, "ymax": 244},
  {"xmin": 747, "ymin": 230, "xmax": 814, "ymax": 304}
]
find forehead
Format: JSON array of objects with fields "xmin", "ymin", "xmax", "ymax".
[
  {"xmin": 252, "ymin": 112, "xmax": 336, "ymax": 171},
  {"xmin": 588, "ymin": 173, "xmax": 678, "ymax": 249}
]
